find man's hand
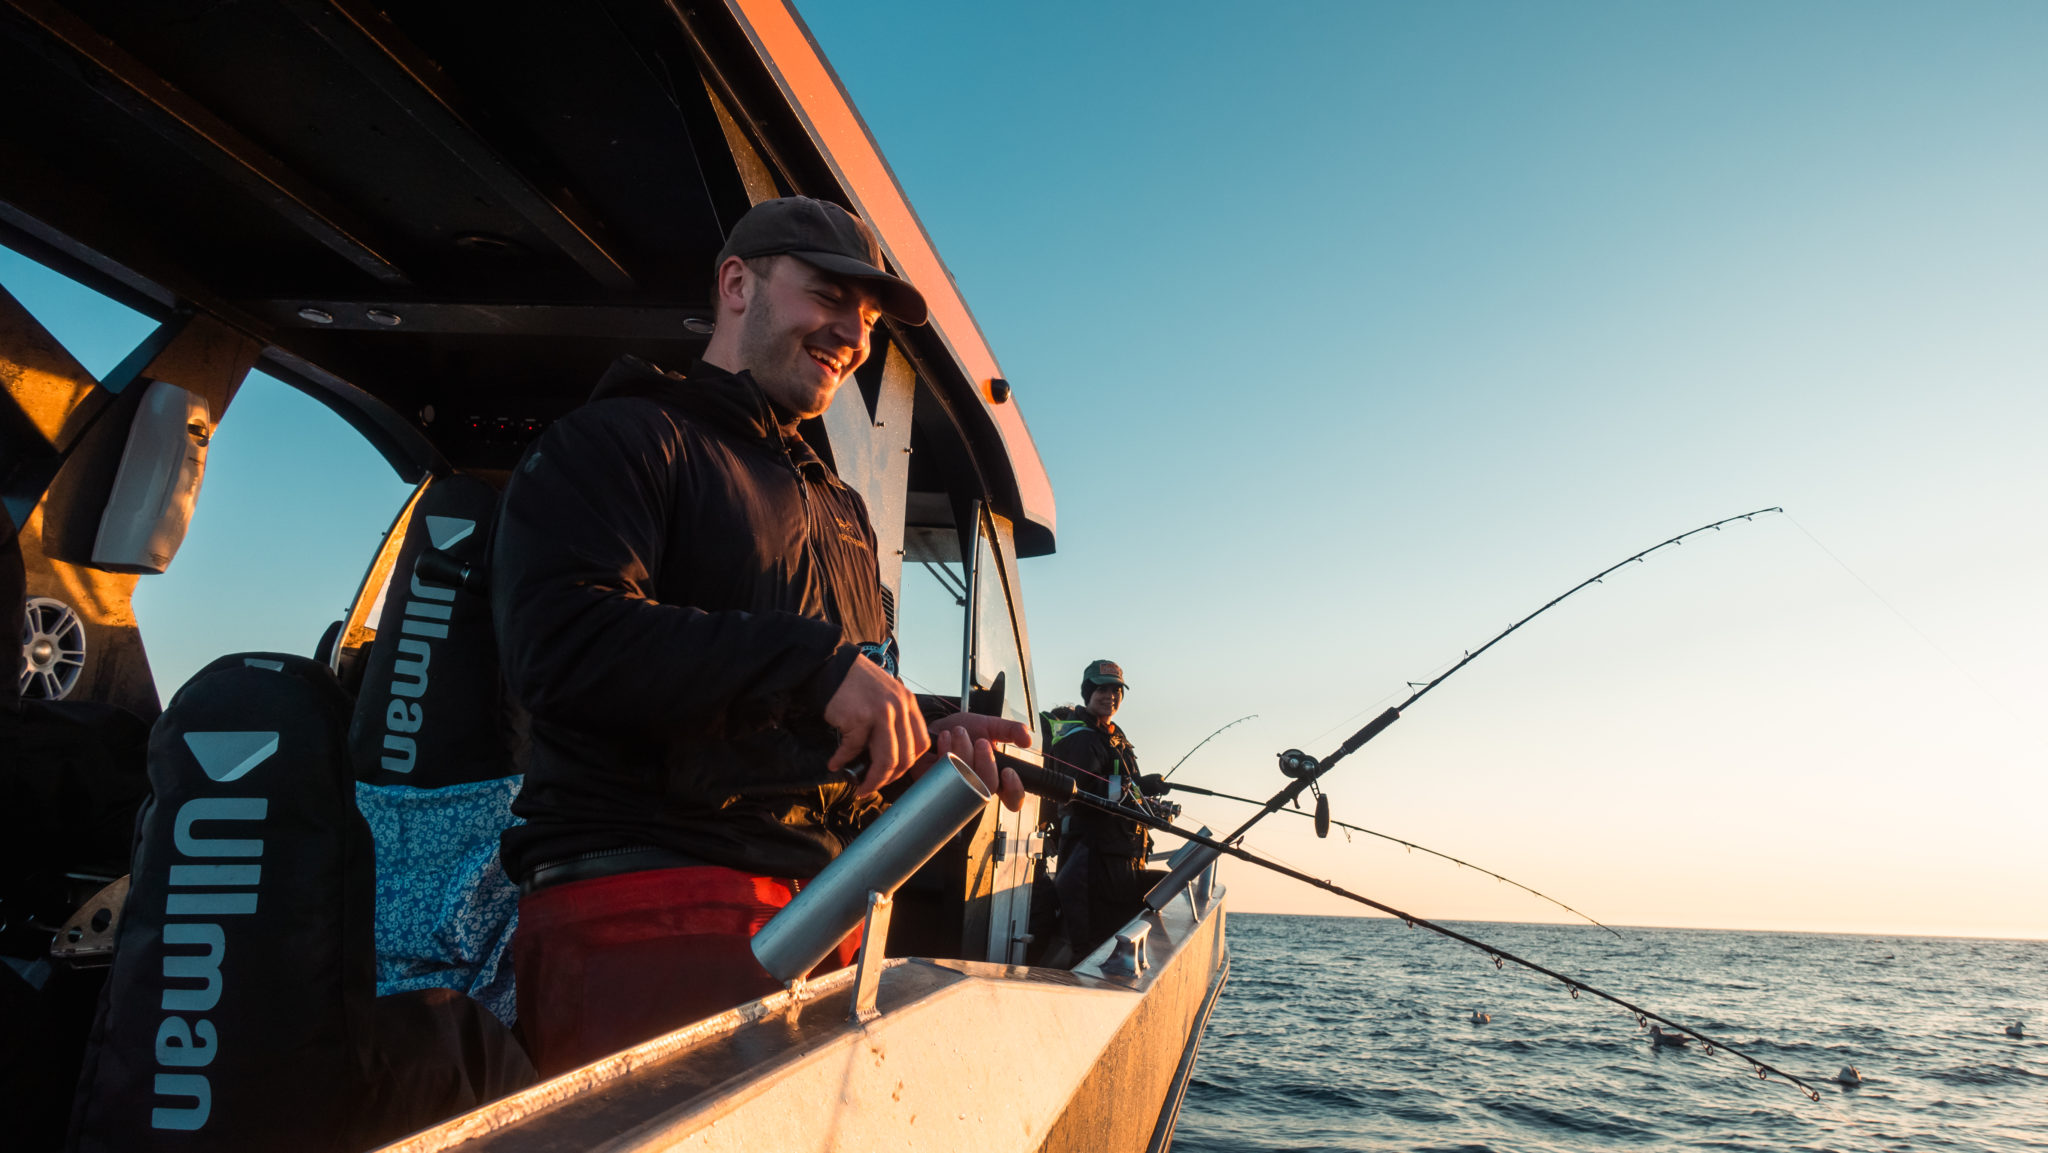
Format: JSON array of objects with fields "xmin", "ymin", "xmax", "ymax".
[
  {"xmin": 915, "ymin": 713, "xmax": 1031, "ymax": 812},
  {"xmin": 824, "ymin": 654, "xmax": 929, "ymax": 795}
]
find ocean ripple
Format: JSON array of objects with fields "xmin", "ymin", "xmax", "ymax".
[{"xmin": 1173, "ymin": 916, "xmax": 2048, "ymax": 1152}]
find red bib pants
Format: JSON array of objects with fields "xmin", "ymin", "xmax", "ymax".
[{"xmin": 513, "ymin": 865, "xmax": 861, "ymax": 1076}]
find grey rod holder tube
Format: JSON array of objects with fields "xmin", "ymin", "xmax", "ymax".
[
  {"xmin": 752, "ymin": 753, "xmax": 993, "ymax": 983},
  {"xmin": 1144, "ymin": 844, "xmax": 1221, "ymax": 912}
]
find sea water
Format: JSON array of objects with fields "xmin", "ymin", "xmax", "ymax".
[{"xmin": 1174, "ymin": 915, "xmax": 2047, "ymax": 1152}]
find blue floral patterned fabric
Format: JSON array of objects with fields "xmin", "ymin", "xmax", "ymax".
[{"xmin": 354, "ymin": 776, "xmax": 524, "ymax": 1024}]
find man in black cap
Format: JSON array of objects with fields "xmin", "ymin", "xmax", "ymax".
[
  {"xmin": 1045, "ymin": 660, "xmax": 1169, "ymax": 959},
  {"xmin": 491, "ymin": 196, "xmax": 1027, "ymax": 1074}
]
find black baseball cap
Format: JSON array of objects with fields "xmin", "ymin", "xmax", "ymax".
[
  {"xmin": 716, "ymin": 196, "xmax": 929, "ymax": 325},
  {"xmin": 1082, "ymin": 660, "xmax": 1128, "ymax": 691}
]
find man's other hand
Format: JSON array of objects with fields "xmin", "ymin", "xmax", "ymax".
[
  {"xmin": 918, "ymin": 714, "xmax": 1031, "ymax": 812},
  {"xmin": 825, "ymin": 654, "xmax": 930, "ymax": 795}
]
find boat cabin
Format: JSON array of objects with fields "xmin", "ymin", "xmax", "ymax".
[{"xmin": 0, "ymin": 2, "xmax": 1225, "ymax": 1149}]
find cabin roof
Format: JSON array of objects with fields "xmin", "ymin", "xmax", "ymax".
[{"xmin": 0, "ymin": 0, "xmax": 1054, "ymax": 554}]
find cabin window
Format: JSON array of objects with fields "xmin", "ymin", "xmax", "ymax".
[
  {"xmin": 967, "ymin": 508, "xmax": 1035, "ymax": 726},
  {"xmin": 127, "ymin": 375, "xmax": 414, "ymax": 697},
  {"xmin": 0, "ymin": 250, "xmax": 414, "ymax": 705},
  {"xmin": 890, "ymin": 500, "xmax": 1036, "ymax": 727},
  {"xmin": 893, "ymin": 519, "xmax": 969, "ymax": 702},
  {"xmin": 0, "ymin": 251, "xmax": 158, "ymax": 377}
]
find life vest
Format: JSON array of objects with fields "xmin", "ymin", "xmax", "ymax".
[{"xmin": 1040, "ymin": 706, "xmax": 1090, "ymax": 751}]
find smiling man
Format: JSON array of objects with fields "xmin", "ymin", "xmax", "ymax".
[{"xmin": 490, "ymin": 196, "xmax": 1027, "ymax": 1075}]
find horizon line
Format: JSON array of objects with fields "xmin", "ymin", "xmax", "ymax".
[{"xmin": 1236, "ymin": 909, "xmax": 2048, "ymax": 944}]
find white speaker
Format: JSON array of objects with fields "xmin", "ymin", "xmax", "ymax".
[{"xmin": 91, "ymin": 380, "xmax": 212, "ymax": 574}]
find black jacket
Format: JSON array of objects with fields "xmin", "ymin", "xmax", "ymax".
[
  {"xmin": 493, "ymin": 356, "xmax": 894, "ymax": 881},
  {"xmin": 1050, "ymin": 718, "xmax": 1151, "ymax": 858}
]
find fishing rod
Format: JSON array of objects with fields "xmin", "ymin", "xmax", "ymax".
[
  {"xmin": 1002, "ymin": 767, "xmax": 1822, "ymax": 1102},
  {"xmin": 1033, "ymin": 509, "xmax": 1780, "ymax": 938},
  {"xmin": 1007, "ymin": 510, "xmax": 1807, "ymax": 1098},
  {"xmin": 1037, "ymin": 733, "xmax": 1616, "ymax": 938},
  {"xmin": 1213, "ymin": 507, "xmax": 1784, "ymax": 851},
  {"xmin": 1161, "ymin": 714, "xmax": 1258, "ymax": 782},
  {"xmin": 1164, "ymin": 780, "xmax": 1620, "ymax": 938}
]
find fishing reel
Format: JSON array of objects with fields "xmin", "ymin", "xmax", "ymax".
[
  {"xmin": 1277, "ymin": 749, "xmax": 1333, "ymax": 839},
  {"xmin": 1276, "ymin": 748, "xmax": 1319, "ymax": 779}
]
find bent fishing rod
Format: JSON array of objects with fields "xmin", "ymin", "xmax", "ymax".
[
  {"xmin": 1030, "ymin": 508, "xmax": 1779, "ymax": 932},
  {"xmin": 1160, "ymin": 714, "xmax": 1258, "ymax": 782},
  {"xmin": 1214, "ymin": 507, "xmax": 1783, "ymax": 850},
  {"xmin": 1164, "ymin": 779, "xmax": 1620, "ymax": 937},
  {"xmin": 1004, "ymin": 765, "xmax": 1822, "ymax": 1102}
]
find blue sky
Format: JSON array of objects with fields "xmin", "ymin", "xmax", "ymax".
[
  {"xmin": 6, "ymin": 2, "xmax": 2043, "ymax": 937},
  {"xmin": 801, "ymin": 0, "xmax": 2048, "ymax": 937}
]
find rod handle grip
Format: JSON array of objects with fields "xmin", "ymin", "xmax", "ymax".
[
  {"xmin": 415, "ymin": 548, "xmax": 486, "ymax": 595},
  {"xmin": 1004, "ymin": 760, "xmax": 1077, "ymax": 802},
  {"xmin": 1334, "ymin": 706, "xmax": 1402, "ymax": 759}
]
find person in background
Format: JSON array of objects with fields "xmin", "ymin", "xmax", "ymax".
[
  {"xmin": 1045, "ymin": 660, "xmax": 1168, "ymax": 959},
  {"xmin": 491, "ymin": 196, "xmax": 1027, "ymax": 1075}
]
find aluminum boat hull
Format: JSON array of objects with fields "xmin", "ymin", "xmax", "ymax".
[{"xmin": 376, "ymin": 880, "xmax": 1227, "ymax": 1153}]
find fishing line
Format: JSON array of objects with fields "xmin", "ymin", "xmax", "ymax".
[
  {"xmin": 1300, "ymin": 686, "xmax": 1405, "ymax": 751},
  {"xmin": 1025, "ymin": 782, "xmax": 1825, "ymax": 1103},
  {"xmin": 1161, "ymin": 714, "xmax": 1258, "ymax": 781},
  {"xmin": 1212, "ymin": 507, "xmax": 1784, "ymax": 851},
  {"xmin": 1165, "ymin": 780, "xmax": 1620, "ymax": 937},
  {"xmin": 1783, "ymin": 511, "xmax": 2020, "ymax": 724}
]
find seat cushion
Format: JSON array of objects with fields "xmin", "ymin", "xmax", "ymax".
[{"xmin": 355, "ymin": 775, "xmax": 523, "ymax": 1024}]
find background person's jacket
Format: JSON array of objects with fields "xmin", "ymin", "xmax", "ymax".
[
  {"xmin": 492, "ymin": 356, "xmax": 895, "ymax": 882},
  {"xmin": 1048, "ymin": 716, "xmax": 1154, "ymax": 859}
]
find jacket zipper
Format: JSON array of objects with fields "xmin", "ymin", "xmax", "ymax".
[{"xmin": 782, "ymin": 440, "xmax": 847, "ymax": 629}]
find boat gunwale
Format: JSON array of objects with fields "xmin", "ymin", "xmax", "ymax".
[{"xmin": 375, "ymin": 873, "xmax": 1228, "ymax": 1152}]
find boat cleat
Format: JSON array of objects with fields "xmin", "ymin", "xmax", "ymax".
[{"xmin": 1102, "ymin": 922, "xmax": 1152, "ymax": 977}]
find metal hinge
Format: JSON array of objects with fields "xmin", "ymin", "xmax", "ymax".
[{"xmin": 993, "ymin": 830, "xmax": 1045, "ymax": 863}]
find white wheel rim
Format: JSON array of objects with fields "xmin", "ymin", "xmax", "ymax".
[{"xmin": 21, "ymin": 595, "xmax": 86, "ymax": 700}]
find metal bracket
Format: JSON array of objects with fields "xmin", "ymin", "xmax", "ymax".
[
  {"xmin": 50, "ymin": 874, "xmax": 128, "ymax": 967},
  {"xmin": 1190, "ymin": 857, "xmax": 1215, "ymax": 908},
  {"xmin": 1102, "ymin": 922, "xmax": 1151, "ymax": 977},
  {"xmin": 848, "ymin": 889, "xmax": 894, "ymax": 1023}
]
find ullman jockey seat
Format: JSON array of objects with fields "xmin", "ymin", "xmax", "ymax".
[
  {"xmin": 70, "ymin": 654, "xmax": 374, "ymax": 1151},
  {"xmin": 68, "ymin": 654, "xmax": 533, "ymax": 1151},
  {"xmin": 348, "ymin": 473, "xmax": 508, "ymax": 790},
  {"xmin": 344, "ymin": 473, "xmax": 524, "ymax": 1025}
]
